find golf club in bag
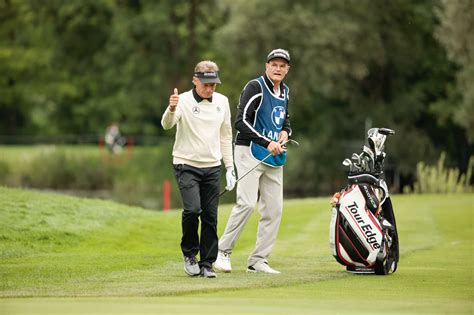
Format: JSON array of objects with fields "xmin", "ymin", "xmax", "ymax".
[{"xmin": 329, "ymin": 128, "xmax": 399, "ymax": 275}]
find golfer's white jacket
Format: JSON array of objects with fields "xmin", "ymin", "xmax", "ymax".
[{"xmin": 161, "ymin": 89, "xmax": 233, "ymax": 170}]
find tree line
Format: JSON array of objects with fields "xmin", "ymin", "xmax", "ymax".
[{"xmin": 1, "ymin": 0, "xmax": 472, "ymax": 194}]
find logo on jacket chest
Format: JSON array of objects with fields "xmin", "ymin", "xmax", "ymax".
[
  {"xmin": 192, "ymin": 105, "xmax": 223, "ymax": 117},
  {"xmin": 271, "ymin": 106, "xmax": 286, "ymax": 128}
]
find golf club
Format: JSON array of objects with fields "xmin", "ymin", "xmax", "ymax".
[
  {"xmin": 343, "ymin": 158, "xmax": 358, "ymax": 173},
  {"xmin": 219, "ymin": 139, "xmax": 299, "ymax": 197},
  {"xmin": 352, "ymin": 153, "xmax": 361, "ymax": 165},
  {"xmin": 342, "ymin": 158, "xmax": 352, "ymax": 167}
]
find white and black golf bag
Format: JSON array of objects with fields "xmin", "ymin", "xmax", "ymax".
[{"xmin": 329, "ymin": 128, "xmax": 399, "ymax": 275}]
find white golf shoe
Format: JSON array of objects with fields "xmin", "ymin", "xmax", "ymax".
[
  {"xmin": 183, "ymin": 256, "xmax": 201, "ymax": 276},
  {"xmin": 247, "ymin": 261, "xmax": 281, "ymax": 274},
  {"xmin": 214, "ymin": 250, "xmax": 232, "ymax": 272}
]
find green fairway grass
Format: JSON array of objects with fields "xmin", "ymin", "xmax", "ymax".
[{"xmin": 0, "ymin": 187, "xmax": 472, "ymax": 314}]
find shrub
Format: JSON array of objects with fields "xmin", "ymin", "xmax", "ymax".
[
  {"xmin": 0, "ymin": 161, "xmax": 10, "ymax": 181},
  {"xmin": 405, "ymin": 152, "xmax": 473, "ymax": 194},
  {"xmin": 22, "ymin": 147, "xmax": 114, "ymax": 190},
  {"xmin": 0, "ymin": 145, "xmax": 181, "ymax": 210}
]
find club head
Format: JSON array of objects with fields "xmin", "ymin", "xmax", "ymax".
[
  {"xmin": 368, "ymin": 130, "xmax": 386, "ymax": 157},
  {"xmin": 288, "ymin": 139, "xmax": 300, "ymax": 146},
  {"xmin": 362, "ymin": 145, "xmax": 374, "ymax": 160},
  {"xmin": 361, "ymin": 157, "xmax": 369, "ymax": 172},
  {"xmin": 351, "ymin": 153, "xmax": 361, "ymax": 165},
  {"xmin": 378, "ymin": 128, "xmax": 395, "ymax": 136},
  {"xmin": 282, "ymin": 139, "xmax": 299, "ymax": 151},
  {"xmin": 342, "ymin": 158, "xmax": 352, "ymax": 167}
]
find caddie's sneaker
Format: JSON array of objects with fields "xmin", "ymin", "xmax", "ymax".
[
  {"xmin": 214, "ymin": 250, "xmax": 232, "ymax": 272},
  {"xmin": 201, "ymin": 266, "xmax": 217, "ymax": 278},
  {"xmin": 183, "ymin": 256, "xmax": 200, "ymax": 276},
  {"xmin": 247, "ymin": 261, "xmax": 281, "ymax": 274}
]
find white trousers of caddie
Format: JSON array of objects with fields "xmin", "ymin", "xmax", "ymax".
[{"xmin": 218, "ymin": 145, "xmax": 283, "ymax": 267}]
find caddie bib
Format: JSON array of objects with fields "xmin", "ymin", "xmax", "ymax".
[{"xmin": 250, "ymin": 76, "xmax": 289, "ymax": 167}]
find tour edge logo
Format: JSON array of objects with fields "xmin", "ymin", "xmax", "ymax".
[{"xmin": 346, "ymin": 201, "xmax": 381, "ymax": 250}]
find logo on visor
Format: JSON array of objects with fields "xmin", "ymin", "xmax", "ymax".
[{"xmin": 271, "ymin": 106, "xmax": 286, "ymax": 128}]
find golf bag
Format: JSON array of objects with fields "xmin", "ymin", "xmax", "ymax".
[{"xmin": 329, "ymin": 128, "xmax": 399, "ymax": 275}]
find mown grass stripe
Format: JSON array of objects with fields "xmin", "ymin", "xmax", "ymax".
[{"xmin": 0, "ymin": 187, "xmax": 472, "ymax": 314}]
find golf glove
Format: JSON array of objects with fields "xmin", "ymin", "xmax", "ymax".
[{"xmin": 225, "ymin": 168, "xmax": 236, "ymax": 191}]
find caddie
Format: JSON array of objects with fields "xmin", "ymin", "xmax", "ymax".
[{"xmin": 215, "ymin": 48, "xmax": 292, "ymax": 274}]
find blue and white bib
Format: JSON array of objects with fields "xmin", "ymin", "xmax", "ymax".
[{"xmin": 250, "ymin": 76, "xmax": 289, "ymax": 167}]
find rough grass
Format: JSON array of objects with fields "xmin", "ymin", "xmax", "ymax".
[{"xmin": 0, "ymin": 187, "xmax": 472, "ymax": 314}]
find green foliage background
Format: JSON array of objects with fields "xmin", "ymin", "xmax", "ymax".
[{"xmin": 1, "ymin": 0, "xmax": 473, "ymax": 196}]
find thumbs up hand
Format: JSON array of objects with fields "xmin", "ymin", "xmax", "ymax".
[{"xmin": 169, "ymin": 88, "xmax": 179, "ymax": 112}]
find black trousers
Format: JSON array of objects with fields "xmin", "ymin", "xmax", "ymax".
[{"xmin": 173, "ymin": 164, "xmax": 220, "ymax": 268}]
